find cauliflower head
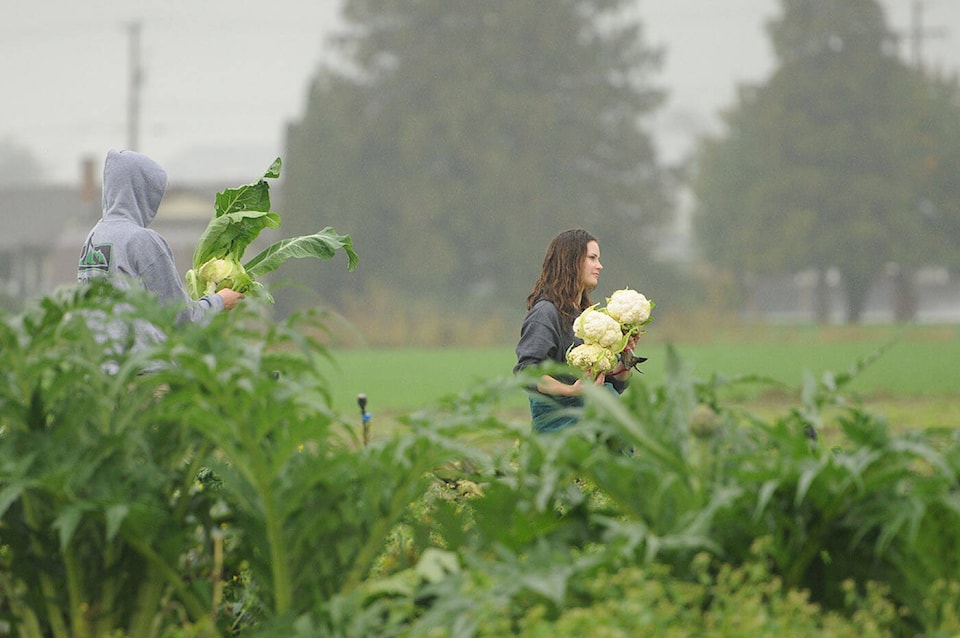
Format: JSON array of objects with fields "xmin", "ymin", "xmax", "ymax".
[
  {"xmin": 566, "ymin": 343, "xmax": 618, "ymax": 374},
  {"xmin": 573, "ymin": 306, "xmax": 623, "ymax": 348},
  {"xmin": 605, "ymin": 288, "xmax": 653, "ymax": 328},
  {"xmin": 199, "ymin": 258, "xmax": 236, "ymax": 295},
  {"xmin": 185, "ymin": 255, "xmax": 254, "ymax": 299}
]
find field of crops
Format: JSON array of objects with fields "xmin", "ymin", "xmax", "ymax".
[
  {"xmin": 5, "ymin": 289, "xmax": 960, "ymax": 636},
  {"xmin": 323, "ymin": 323, "xmax": 960, "ymax": 430}
]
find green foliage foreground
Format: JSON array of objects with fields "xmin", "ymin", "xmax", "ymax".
[{"xmin": 1, "ymin": 285, "xmax": 959, "ymax": 637}]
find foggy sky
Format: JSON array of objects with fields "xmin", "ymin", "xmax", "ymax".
[{"xmin": 2, "ymin": 0, "xmax": 958, "ymax": 184}]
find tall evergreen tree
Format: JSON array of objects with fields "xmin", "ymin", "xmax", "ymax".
[
  {"xmin": 279, "ymin": 0, "xmax": 668, "ymax": 321},
  {"xmin": 693, "ymin": 0, "xmax": 952, "ymax": 323},
  {"xmin": 914, "ymin": 73, "xmax": 960, "ymax": 270}
]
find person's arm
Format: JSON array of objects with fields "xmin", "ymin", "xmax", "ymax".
[
  {"xmin": 516, "ymin": 301, "xmax": 595, "ymax": 396},
  {"xmin": 137, "ymin": 233, "xmax": 237, "ymax": 322},
  {"xmin": 538, "ymin": 373, "xmax": 605, "ymax": 396},
  {"xmin": 514, "ymin": 303, "xmax": 559, "ymax": 373}
]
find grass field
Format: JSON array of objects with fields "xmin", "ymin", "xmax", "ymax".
[{"xmin": 319, "ymin": 324, "xmax": 960, "ymax": 431}]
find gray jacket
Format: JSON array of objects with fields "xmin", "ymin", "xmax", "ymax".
[
  {"xmin": 78, "ymin": 150, "xmax": 223, "ymax": 357},
  {"xmin": 514, "ymin": 298, "xmax": 626, "ymax": 394},
  {"xmin": 514, "ymin": 299, "xmax": 577, "ymax": 375}
]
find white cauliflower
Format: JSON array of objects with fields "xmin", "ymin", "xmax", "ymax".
[
  {"xmin": 566, "ymin": 343, "xmax": 618, "ymax": 374},
  {"xmin": 605, "ymin": 288, "xmax": 653, "ymax": 329},
  {"xmin": 185, "ymin": 255, "xmax": 253, "ymax": 299},
  {"xmin": 572, "ymin": 306, "xmax": 623, "ymax": 348}
]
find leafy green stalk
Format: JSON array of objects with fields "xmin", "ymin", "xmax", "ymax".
[
  {"xmin": 244, "ymin": 228, "xmax": 359, "ymax": 277},
  {"xmin": 121, "ymin": 539, "xmax": 211, "ymax": 635},
  {"xmin": 94, "ymin": 544, "xmax": 123, "ymax": 637},
  {"xmin": 20, "ymin": 494, "xmax": 70, "ymax": 638},
  {"xmin": 185, "ymin": 158, "xmax": 358, "ymax": 301},
  {"xmin": 0, "ymin": 571, "xmax": 45, "ymax": 638},
  {"xmin": 63, "ymin": 544, "xmax": 89, "ymax": 638},
  {"xmin": 262, "ymin": 475, "xmax": 294, "ymax": 615},
  {"xmin": 191, "ymin": 210, "xmax": 281, "ymax": 271},
  {"xmin": 214, "ymin": 156, "xmax": 281, "ymax": 218}
]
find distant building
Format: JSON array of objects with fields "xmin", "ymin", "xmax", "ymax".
[
  {"xmin": 750, "ymin": 267, "xmax": 960, "ymax": 324},
  {"xmin": 0, "ymin": 184, "xmax": 98, "ymax": 308}
]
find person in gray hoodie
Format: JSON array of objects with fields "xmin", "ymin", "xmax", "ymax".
[{"xmin": 78, "ymin": 149, "xmax": 243, "ymax": 360}]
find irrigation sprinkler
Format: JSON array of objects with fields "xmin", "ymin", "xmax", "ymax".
[{"xmin": 358, "ymin": 393, "xmax": 372, "ymax": 446}]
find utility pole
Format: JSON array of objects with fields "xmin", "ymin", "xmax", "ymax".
[
  {"xmin": 127, "ymin": 21, "xmax": 142, "ymax": 151},
  {"xmin": 906, "ymin": 0, "xmax": 948, "ymax": 69}
]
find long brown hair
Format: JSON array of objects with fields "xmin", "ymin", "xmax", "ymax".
[{"xmin": 525, "ymin": 228, "xmax": 597, "ymax": 324}]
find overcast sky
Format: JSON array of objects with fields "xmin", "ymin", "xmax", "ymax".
[{"xmin": 2, "ymin": 0, "xmax": 958, "ymax": 184}]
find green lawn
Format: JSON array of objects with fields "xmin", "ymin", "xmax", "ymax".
[{"xmin": 320, "ymin": 325, "xmax": 960, "ymax": 424}]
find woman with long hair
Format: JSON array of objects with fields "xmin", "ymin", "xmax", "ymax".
[{"xmin": 514, "ymin": 229, "xmax": 637, "ymax": 432}]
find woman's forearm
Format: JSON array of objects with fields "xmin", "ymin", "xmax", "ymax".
[{"xmin": 538, "ymin": 375, "xmax": 576, "ymax": 396}]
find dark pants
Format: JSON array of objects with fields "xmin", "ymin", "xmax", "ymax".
[
  {"xmin": 528, "ymin": 383, "xmax": 619, "ymax": 433},
  {"xmin": 529, "ymin": 394, "xmax": 583, "ymax": 433}
]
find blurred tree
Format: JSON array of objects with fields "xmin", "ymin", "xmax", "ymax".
[
  {"xmin": 279, "ymin": 0, "xmax": 669, "ymax": 321},
  {"xmin": 692, "ymin": 0, "xmax": 957, "ymax": 323},
  {"xmin": 914, "ymin": 73, "xmax": 960, "ymax": 268}
]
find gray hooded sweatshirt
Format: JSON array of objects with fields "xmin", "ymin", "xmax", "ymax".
[{"xmin": 78, "ymin": 149, "xmax": 224, "ymax": 349}]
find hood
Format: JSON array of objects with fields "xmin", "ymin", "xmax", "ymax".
[{"xmin": 101, "ymin": 149, "xmax": 167, "ymax": 228}]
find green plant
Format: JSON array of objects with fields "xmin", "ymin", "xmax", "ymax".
[
  {"xmin": 0, "ymin": 284, "xmax": 475, "ymax": 636},
  {"xmin": 0, "ymin": 283, "xmax": 225, "ymax": 636},
  {"xmin": 566, "ymin": 344, "xmax": 960, "ymax": 634},
  {"xmin": 185, "ymin": 158, "xmax": 358, "ymax": 302},
  {"xmin": 339, "ymin": 343, "xmax": 960, "ymax": 637},
  {"xmin": 3, "ymin": 285, "xmax": 959, "ymax": 637},
  {"xmin": 514, "ymin": 547, "xmax": 900, "ymax": 638}
]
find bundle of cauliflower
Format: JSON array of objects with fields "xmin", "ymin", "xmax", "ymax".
[{"xmin": 566, "ymin": 288, "xmax": 654, "ymax": 377}]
